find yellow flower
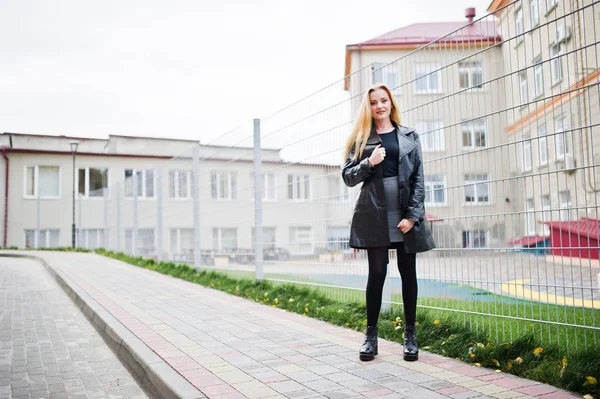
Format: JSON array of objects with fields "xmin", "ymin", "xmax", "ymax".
[
  {"xmin": 415, "ymin": 322, "xmax": 419, "ymax": 326},
  {"xmin": 304, "ymin": 307, "xmax": 309, "ymax": 313},
  {"xmin": 583, "ymin": 395, "xmax": 594, "ymax": 399},
  {"xmin": 474, "ymin": 363, "xmax": 481, "ymax": 367},
  {"xmin": 288, "ymin": 298, "xmax": 294, "ymax": 303},
  {"xmin": 345, "ymin": 322, "xmax": 350, "ymax": 326},
  {"xmin": 491, "ymin": 359, "xmax": 500, "ymax": 367},
  {"xmin": 264, "ymin": 292, "xmax": 269, "ymax": 297},
  {"xmin": 584, "ymin": 376, "xmax": 597, "ymax": 386},
  {"xmin": 469, "ymin": 353, "xmax": 477, "ymax": 358},
  {"xmin": 274, "ymin": 298, "xmax": 279, "ymax": 304},
  {"xmin": 514, "ymin": 357, "xmax": 524, "ymax": 364},
  {"xmin": 394, "ymin": 325, "xmax": 402, "ymax": 330},
  {"xmin": 210, "ymin": 282, "xmax": 214, "ymax": 288},
  {"xmin": 495, "ymin": 369, "xmax": 502, "ymax": 373},
  {"xmin": 433, "ymin": 320, "xmax": 441, "ymax": 326},
  {"xmin": 476, "ymin": 343, "xmax": 485, "ymax": 349},
  {"xmin": 533, "ymin": 347, "xmax": 544, "ymax": 357}
]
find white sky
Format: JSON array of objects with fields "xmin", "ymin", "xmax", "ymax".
[{"xmin": 0, "ymin": 0, "xmax": 493, "ymax": 143}]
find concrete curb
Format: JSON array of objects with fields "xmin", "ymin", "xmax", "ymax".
[{"xmin": 0, "ymin": 253, "xmax": 206, "ymax": 399}]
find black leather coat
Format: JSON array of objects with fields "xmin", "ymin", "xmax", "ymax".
[{"xmin": 342, "ymin": 125, "xmax": 430, "ymax": 250}]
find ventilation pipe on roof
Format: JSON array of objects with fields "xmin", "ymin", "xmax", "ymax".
[{"xmin": 466, "ymin": 7, "xmax": 476, "ymax": 23}]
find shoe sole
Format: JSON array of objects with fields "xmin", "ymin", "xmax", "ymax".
[
  {"xmin": 403, "ymin": 352, "xmax": 419, "ymax": 362},
  {"xmin": 359, "ymin": 347, "xmax": 378, "ymax": 361}
]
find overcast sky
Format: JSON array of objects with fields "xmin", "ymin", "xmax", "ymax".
[{"xmin": 1, "ymin": 0, "xmax": 494, "ymax": 143}]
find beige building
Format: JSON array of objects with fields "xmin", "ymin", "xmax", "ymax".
[
  {"xmin": 487, "ymin": 0, "xmax": 600, "ymax": 246},
  {"xmin": 0, "ymin": 132, "xmax": 356, "ymax": 261},
  {"xmin": 344, "ymin": 8, "xmax": 515, "ymax": 250}
]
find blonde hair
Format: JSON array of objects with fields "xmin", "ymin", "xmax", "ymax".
[{"xmin": 343, "ymin": 83, "xmax": 402, "ymax": 161}]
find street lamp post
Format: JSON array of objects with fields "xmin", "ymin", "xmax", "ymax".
[{"xmin": 69, "ymin": 140, "xmax": 80, "ymax": 248}]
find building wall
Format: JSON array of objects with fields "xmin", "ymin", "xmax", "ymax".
[{"xmin": 496, "ymin": 0, "xmax": 600, "ymax": 240}]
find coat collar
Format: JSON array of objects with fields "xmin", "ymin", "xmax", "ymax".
[{"xmin": 366, "ymin": 123, "xmax": 417, "ymax": 159}]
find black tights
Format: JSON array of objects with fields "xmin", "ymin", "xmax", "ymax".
[{"xmin": 366, "ymin": 242, "xmax": 417, "ymax": 327}]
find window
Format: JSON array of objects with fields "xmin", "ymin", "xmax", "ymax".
[
  {"xmin": 464, "ymin": 174, "xmax": 490, "ymax": 205},
  {"xmin": 530, "ymin": 0, "xmax": 540, "ymax": 27},
  {"xmin": 124, "ymin": 169, "xmax": 154, "ymax": 199},
  {"xmin": 424, "ymin": 175, "xmax": 446, "ymax": 206},
  {"xmin": 289, "ymin": 227, "xmax": 312, "ymax": 254},
  {"xmin": 327, "ymin": 226, "xmax": 350, "ymax": 251},
  {"xmin": 415, "ymin": 120, "xmax": 445, "ymax": 152},
  {"xmin": 251, "ymin": 227, "xmax": 276, "ymax": 250},
  {"xmin": 533, "ymin": 57, "xmax": 544, "ymax": 97},
  {"xmin": 124, "ymin": 228, "xmax": 155, "ymax": 255},
  {"xmin": 559, "ymin": 190, "xmax": 572, "ymax": 221},
  {"xmin": 24, "ymin": 166, "xmax": 60, "ymax": 198},
  {"xmin": 538, "ymin": 124, "xmax": 549, "ymax": 166},
  {"xmin": 525, "ymin": 199, "xmax": 536, "ymax": 236},
  {"xmin": 519, "ymin": 71, "xmax": 528, "ymax": 105},
  {"xmin": 415, "ymin": 64, "xmax": 442, "ymax": 94},
  {"xmin": 77, "ymin": 168, "xmax": 108, "ymax": 198},
  {"xmin": 549, "ymin": 42, "xmax": 562, "ymax": 84},
  {"xmin": 522, "ymin": 139, "xmax": 532, "ymax": 172},
  {"xmin": 515, "ymin": 8, "xmax": 524, "ymax": 43},
  {"xmin": 462, "ymin": 230, "xmax": 489, "ymax": 248},
  {"xmin": 169, "ymin": 228, "xmax": 194, "ymax": 260},
  {"xmin": 461, "ymin": 119, "xmax": 487, "ymax": 149},
  {"xmin": 212, "ymin": 228, "xmax": 237, "ymax": 251},
  {"xmin": 211, "ymin": 171, "xmax": 237, "ymax": 200},
  {"xmin": 169, "ymin": 170, "xmax": 191, "ymax": 199},
  {"xmin": 328, "ymin": 176, "xmax": 349, "ymax": 201},
  {"xmin": 287, "ymin": 174, "xmax": 310, "ymax": 200},
  {"xmin": 372, "ymin": 62, "xmax": 401, "ymax": 95},
  {"xmin": 76, "ymin": 228, "xmax": 105, "ymax": 249},
  {"xmin": 554, "ymin": 116, "xmax": 568, "ymax": 159},
  {"xmin": 458, "ymin": 61, "xmax": 483, "ymax": 90},
  {"xmin": 24, "ymin": 229, "xmax": 60, "ymax": 249},
  {"xmin": 546, "ymin": 0, "xmax": 558, "ymax": 13},
  {"xmin": 253, "ymin": 173, "xmax": 277, "ymax": 201},
  {"xmin": 541, "ymin": 195, "xmax": 551, "ymax": 235}
]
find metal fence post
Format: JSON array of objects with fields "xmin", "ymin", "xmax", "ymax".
[
  {"xmin": 36, "ymin": 188, "xmax": 40, "ymax": 249},
  {"xmin": 156, "ymin": 168, "xmax": 163, "ymax": 262},
  {"xmin": 103, "ymin": 187, "xmax": 108, "ymax": 249},
  {"xmin": 253, "ymin": 118, "xmax": 264, "ymax": 280},
  {"xmin": 116, "ymin": 183, "xmax": 121, "ymax": 252},
  {"xmin": 193, "ymin": 145, "xmax": 201, "ymax": 268},
  {"xmin": 133, "ymin": 173, "xmax": 138, "ymax": 257},
  {"xmin": 78, "ymin": 193, "xmax": 82, "ymax": 248}
]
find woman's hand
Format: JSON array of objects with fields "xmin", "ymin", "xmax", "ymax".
[
  {"xmin": 368, "ymin": 144, "xmax": 386, "ymax": 167},
  {"xmin": 397, "ymin": 219, "xmax": 415, "ymax": 234}
]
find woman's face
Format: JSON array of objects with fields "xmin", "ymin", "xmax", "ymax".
[{"xmin": 369, "ymin": 88, "xmax": 392, "ymax": 121}]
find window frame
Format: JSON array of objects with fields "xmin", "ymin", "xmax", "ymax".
[
  {"xmin": 211, "ymin": 171, "xmax": 237, "ymax": 201},
  {"xmin": 515, "ymin": 7, "xmax": 524, "ymax": 43},
  {"xmin": 522, "ymin": 139, "xmax": 533, "ymax": 172},
  {"xmin": 169, "ymin": 169, "xmax": 192, "ymax": 200},
  {"xmin": 549, "ymin": 42, "xmax": 563, "ymax": 85},
  {"xmin": 464, "ymin": 174, "xmax": 491, "ymax": 205},
  {"xmin": 519, "ymin": 71, "xmax": 528, "ymax": 105},
  {"xmin": 252, "ymin": 172, "xmax": 277, "ymax": 202},
  {"xmin": 23, "ymin": 165, "xmax": 61, "ymax": 199},
  {"xmin": 554, "ymin": 116, "xmax": 568, "ymax": 159},
  {"xmin": 424, "ymin": 175, "xmax": 447, "ymax": 207},
  {"xmin": 289, "ymin": 226, "xmax": 313, "ymax": 255},
  {"xmin": 458, "ymin": 61, "xmax": 484, "ymax": 91},
  {"xmin": 76, "ymin": 167, "xmax": 108, "ymax": 199},
  {"xmin": 212, "ymin": 227, "xmax": 238, "ymax": 251},
  {"xmin": 24, "ymin": 228, "xmax": 60, "ymax": 248},
  {"xmin": 461, "ymin": 119, "xmax": 487, "ymax": 150},
  {"xmin": 124, "ymin": 169, "xmax": 155, "ymax": 199},
  {"xmin": 533, "ymin": 57, "xmax": 544, "ymax": 98},
  {"xmin": 414, "ymin": 63, "xmax": 442, "ymax": 94},
  {"xmin": 287, "ymin": 174, "xmax": 311, "ymax": 201},
  {"xmin": 538, "ymin": 124, "xmax": 549, "ymax": 166},
  {"xmin": 525, "ymin": 198, "xmax": 536, "ymax": 236},
  {"xmin": 541, "ymin": 194, "xmax": 551, "ymax": 235},
  {"xmin": 530, "ymin": 0, "xmax": 540, "ymax": 27},
  {"xmin": 558, "ymin": 190, "xmax": 572, "ymax": 221},
  {"xmin": 415, "ymin": 120, "xmax": 445, "ymax": 152}
]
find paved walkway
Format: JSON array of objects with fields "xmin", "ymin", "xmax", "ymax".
[
  {"xmin": 0, "ymin": 256, "xmax": 147, "ymax": 399},
  {"xmin": 1, "ymin": 251, "xmax": 582, "ymax": 399}
]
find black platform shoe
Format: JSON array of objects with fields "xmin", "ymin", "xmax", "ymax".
[
  {"xmin": 359, "ymin": 326, "xmax": 378, "ymax": 361},
  {"xmin": 403, "ymin": 325, "xmax": 419, "ymax": 361}
]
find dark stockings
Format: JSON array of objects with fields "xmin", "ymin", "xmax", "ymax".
[{"xmin": 366, "ymin": 243, "xmax": 417, "ymax": 327}]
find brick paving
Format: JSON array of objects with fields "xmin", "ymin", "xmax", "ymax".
[
  {"xmin": 1, "ymin": 251, "xmax": 583, "ymax": 399},
  {"xmin": 0, "ymin": 256, "xmax": 147, "ymax": 399}
]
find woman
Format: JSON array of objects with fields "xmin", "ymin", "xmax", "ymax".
[{"xmin": 342, "ymin": 83, "xmax": 435, "ymax": 362}]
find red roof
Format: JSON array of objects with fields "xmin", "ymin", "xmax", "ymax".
[
  {"xmin": 350, "ymin": 21, "xmax": 500, "ymax": 47},
  {"xmin": 508, "ymin": 235, "xmax": 549, "ymax": 247},
  {"xmin": 541, "ymin": 218, "xmax": 600, "ymax": 240}
]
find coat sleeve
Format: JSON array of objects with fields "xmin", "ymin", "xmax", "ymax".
[
  {"xmin": 406, "ymin": 133, "xmax": 425, "ymax": 223},
  {"xmin": 342, "ymin": 148, "xmax": 375, "ymax": 187}
]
